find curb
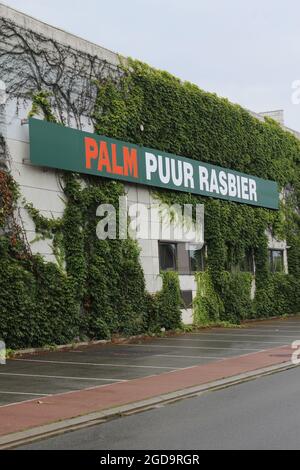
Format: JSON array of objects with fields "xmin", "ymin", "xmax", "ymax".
[{"xmin": 0, "ymin": 360, "xmax": 297, "ymax": 449}]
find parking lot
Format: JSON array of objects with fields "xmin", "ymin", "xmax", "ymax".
[{"xmin": 1, "ymin": 316, "xmax": 300, "ymax": 407}]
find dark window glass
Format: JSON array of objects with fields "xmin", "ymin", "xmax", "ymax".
[
  {"xmin": 189, "ymin": 248, "xmax": 205, "ymax": 273},
  {"xmin": 181, "ymin": 291, "xmax": 193, "ymax": 309},
  {"xmin": 177, "ymin": 243, "xmax": 191, "ymax": 275},
  {"xmin": 159, "ymin": 242, "xmax": 177, "ymax": 271},
  {"xmin": 240, "ymin": 250, "xmax": 254, "ymax": 273},
  {"xmin": 269, "ymin": 250, "xmax": 284, "ymax": 273},
  {"xmin": 226, "ymin": 248, "xmax": 254, "ymax": 274}
]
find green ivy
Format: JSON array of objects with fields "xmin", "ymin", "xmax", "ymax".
[
  {"xmin": 2, "ymin": 56, "xmax": 300, "ymax": 349},
  {"xmin": 28, "ymin": 91, "xmax": 58, "ymax": 123},
  {"xmin": 218, "ymin": 272, "xmax": 253, "ymax": 323},
  {"xmin": 194, "ymin": 271, "xmax": 224, "ymax": 325},
  {"xmin": 156, "ymin": 271, "xmax": 182, "ymax": 330},
  {"xmin": 93, "ymin": 59, "xmax": 300, "ymax": 323}
]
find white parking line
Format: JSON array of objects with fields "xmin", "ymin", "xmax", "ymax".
[
  {"xmin": 12, "ymin": 359, "xmax": 180, "ymax": 370},
  {"xmin": 247, "ymin": 325, "xmax": 300, "ymax": 333},
  {"xmin": 154, "ymin": 354, "xmax": 226, "ymax": 359},
  {"xmin": 239, "ymin": 328, "xmax": 300, "ymax": 332},
  {"xmin": 258, "ymin": 321, "xmax": 300, "ymax": 325},
  {"xmin": 187, "ymin": 332, "xmax": 300, "ymax": 339},
  {"xmin": 0, "ymin": 373, "xmax": 126, "ymax": 382},
  {"xmin": 155, "ymin": 338, "xmax": 287, "ymax": 344},
  {"xmin": 189, "ymin": 329, "xmax": 300, "ymax": 334},
  {"xmin": 155, "ymin": 347, "xmax": 286, "ymax": 361},
  {"xmin": 0, "ymin": 391, "xmax": 50, "ymax": 396},
  {"xmin": 0, "ymin": 382, "xmax": 123, "ymax": 410},
  {"xmin": 117, "ymin": 344, "xmax": 262, "ymax": 351},
  {"xmin": 0, "ymin": 395, "xmax": 52, "ymax": 409}
]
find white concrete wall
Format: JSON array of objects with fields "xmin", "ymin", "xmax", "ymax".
[
  {"xmin": 0, "ymin": 3, "xmax": 120, "ymax": 67},
  {"xmin": 126, "ymin": 183, "xmax": 198, "ymax": 324},
  {"xmin": 0, "ymin": 3, "xmax": 119, "ymax": 262},
  {"xmin": 4, "ymin": 107, "xmax": 63, "ymax": 263}
]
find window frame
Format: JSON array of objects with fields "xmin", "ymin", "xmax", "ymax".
[
  {"xmin": 226, "ymin": 247, "xmax": 255, "ymax": 274},
  {"xmin": 239, "ymin": 249, "xmax": 255, "ymax": 274},
  {"xmin": 188, "ymin": 246, "xmax": 206, "ymax": 274},
  {"xmin": 269, "ymin": 249, "xmax": 285, "ymax": 274},
  {"xmin": 158, "ymin": 241, "xmax": 207, "ymax": 275}
]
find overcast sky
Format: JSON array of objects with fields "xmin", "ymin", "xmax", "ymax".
[{"xmin": 2, "ymin": 0, "xmax": 300, "ymax": 130}]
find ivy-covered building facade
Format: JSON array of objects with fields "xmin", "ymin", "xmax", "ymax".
[{"xmin": 1, "ymin": 3, "xmax": 300, "ymax": 350}]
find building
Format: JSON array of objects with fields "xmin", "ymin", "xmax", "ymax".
[{"xmin": 0, "ymin": 3, "xmax": 297, "ymax": 332}]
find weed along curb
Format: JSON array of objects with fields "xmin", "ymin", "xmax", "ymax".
[
  {"xmin": 10, "ymin": 336, "xmax": 145, "ymax": 358},
  {"xmin": 0, "ymin": 360, "xmax": 296, "ymax": 450}
]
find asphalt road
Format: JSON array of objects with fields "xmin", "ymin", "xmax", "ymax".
[
  {"xmin": 20, "ymin": 366, "xmax": 300, "ymax": 450},
  {"xmin": 1, "ymin": 316, "xmax": 300, "ymax": 406}
]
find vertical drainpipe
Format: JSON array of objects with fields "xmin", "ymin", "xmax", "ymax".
[
  {"xmin": 0, "ymin": 79, "xmax": 8, "ymax": 171},
  {"xmin": 283, "ymin": 249, "xmax": 289, "ymax": 275}
]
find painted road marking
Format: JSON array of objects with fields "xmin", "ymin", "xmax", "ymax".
[
  {"xmin": 0, "ymin": 396, "xmax": 51, "ymax": 409},
  {"xmin": 187, "ymin": 332, "xmax": 300, "ymax": 338},
  {"xmin": 0, "ymin": 391, "xmax": 50, "ymax": 396},
  {"xmin": 0, "ymin": 373, "xmax": 126, "ymax": 382},
  {"xmin": 154, "ymin": 354, "xmax": 226, "ymax": 359},
  {"xmin": 189, "ymin": 329, "xmax": 300, "ymax": 334},
  {"xmin": 0, "ymin": 381, "xmax": 125, "ymax": 410},
  {"xmin": 255, "ymin": 321, "xmax": 300, "ymax": 325},
  {"xmin": 243, "ymin": 328, "xmax": 299, "ymax": 333},
  {"xmin": 154, "ymin": 348, "xmax": 282, "ymax": 361},
  {"xmin": 12, "ymin": 359, "xmax": 181, "ymax": 370},
  {"xmin": 117, "ymin": 344, "xmax": 263, "ymax": 351},
  {"xmin": 155, "ymin": 338, "xmax": 288, "ymax": 344},
  {"xmin": 228, "ymin": 328, "xmax": 300, "ymax": 332}
]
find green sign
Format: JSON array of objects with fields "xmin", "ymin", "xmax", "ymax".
[{"xmin": 29, "ymin": 118, "xmax": 279, "ymax": 210}]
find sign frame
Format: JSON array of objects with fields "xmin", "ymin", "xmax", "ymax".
[{"xmin": 29, "ymin": 118, "xmax": 279, "ymax": 210}]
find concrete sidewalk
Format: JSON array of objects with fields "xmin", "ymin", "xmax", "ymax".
[{"xmin": 0, "ymin": 343, "xmax": 294, "ymax": 445}]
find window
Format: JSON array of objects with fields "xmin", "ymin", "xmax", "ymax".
[
  {"xmin": 159, "ymin": 242, "xmax": 206, "ymax": 274},
  {"xmin": 159, "ymin": 242, "xmax": 177, "ymax": 271},
  {"xmin": 226, "ymin": 247, "xmax": 254, "ymax": 274},
  {"xmin": 189, "ymin": 247, "xmax": 206, "ymax": 273},
  {"xmin": 269, "ymin": 250, "xmax": 284, "ymax": 273},
  {"xmin": 181, "ymin": 291, "xmax": 193, "ymax": 309},
  {"xmin": 239, "ymin": 250, "xmax": 254, "ymax": 274}
]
